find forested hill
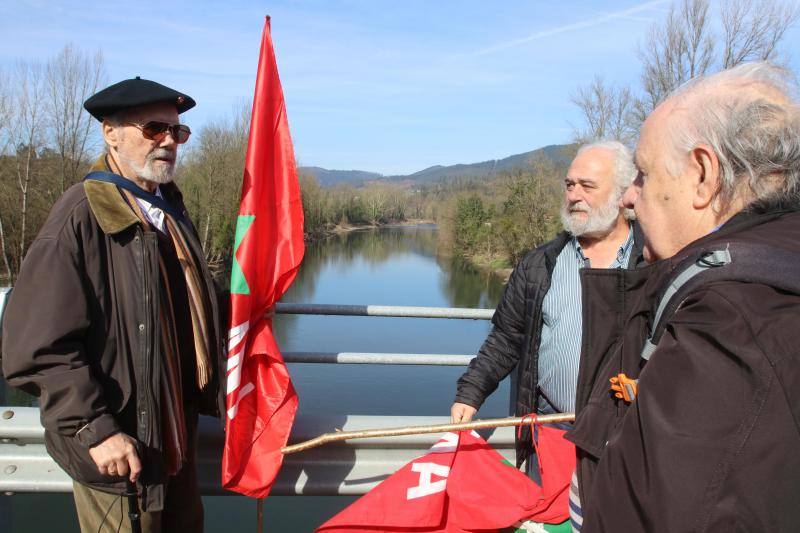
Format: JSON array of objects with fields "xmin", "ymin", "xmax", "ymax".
[
  {"xmin": 298, "ymin": 167, "xmax": 383, "ymax": 187},
  {"xmin": 299, "ymin": 143, "xmax": 576, "ymax": 187}
]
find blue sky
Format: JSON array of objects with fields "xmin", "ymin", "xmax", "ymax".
[{"xmin": 2, "ymin": 1, "xmax": 799, "ymax": 175}]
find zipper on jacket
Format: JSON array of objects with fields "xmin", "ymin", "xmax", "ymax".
[{"xmin": 138, "ymin": 229, "xmax": 155, "ymax": 446}]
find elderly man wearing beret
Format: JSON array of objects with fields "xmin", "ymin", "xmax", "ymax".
[{"xmin": 2, "ymin": 78, "xmax": 224, "ymax": 532}]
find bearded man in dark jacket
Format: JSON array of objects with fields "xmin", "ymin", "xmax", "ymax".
[
  {"xmin": 570, "ymin": 61, "xmax": 800, "ymax": 532},
  {"xmin": 451, "ymin": 140, "xmax": 644, "ymax": 475},
  {"xmin": 2, "ymin": 78, "xmax": 224, "ymax": 532}
]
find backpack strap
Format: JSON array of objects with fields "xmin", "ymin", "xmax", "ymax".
[
  {"xmin": 640, "ymin": 242, "xmax": 800, "ymax": 363},
  {"xmin": 609, "ymin": 242, "xmax": 800, "ymax": 404},
  {"xmin": 640, "ymin": 249, "xmax": 732, "ymax": 361}
]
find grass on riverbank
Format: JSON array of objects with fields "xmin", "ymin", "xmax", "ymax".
[{"xmin": 306, "ymin": 219, "xmax": 436, "ymax": 241}]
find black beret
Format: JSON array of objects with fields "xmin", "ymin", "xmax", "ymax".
[{"xmin": 83, "ymin": 76, "xmax": 196, "ymax": 121}]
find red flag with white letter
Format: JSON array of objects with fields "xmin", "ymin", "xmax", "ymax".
[
  {"xmin": 221, "ymin": 16, "xmax": 305, "ymax": 498},
  {"xmin": 316, "ymin": 429, "xmax": 574, "ymax": 532}
]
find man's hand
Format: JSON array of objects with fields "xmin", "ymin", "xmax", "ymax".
[
  {"xmin": 450, "ymin": 402, "xmax": 477, "ymax": 423},
  {"xmin": 88, "ymin": 432, "xmax": 142, "ymax": 482}
]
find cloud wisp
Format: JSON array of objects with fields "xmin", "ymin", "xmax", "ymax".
[{"xmin": 470, "ymin": 0, "xmax": 669, "ymax": 56}]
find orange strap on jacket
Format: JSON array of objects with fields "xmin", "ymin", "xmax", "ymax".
[{"xmin": 609, "ymin": 374, "xmax": 638, "ymax": 403}]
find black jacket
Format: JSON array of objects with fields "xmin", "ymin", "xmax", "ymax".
[
  {"xmin": 2, "ymin": 168, "xmax": 225, "ymax": 509},
  {"xmin": 570, "ymin": 201, "xmax": 800, "ymax": 532},
  {"xmin": 455, "ymin": 227, "xmax": 644, "ymax": 467}
]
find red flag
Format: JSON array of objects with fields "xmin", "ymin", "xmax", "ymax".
[
  {"xmin": 525, "ymin": 425, "xmax": 576, "ymax": 525},
  {"xmin": 317, "ymin": 430, "xmax": 573, "ymax": 532},
  {"xmin": 221, "ymin": 16, "xmax": 305, "ymax": 498}
]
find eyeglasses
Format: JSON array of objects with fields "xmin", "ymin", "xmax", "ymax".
[{"xmin": 125, "ymin": 121, "xmax": 191, "ymax": 144}]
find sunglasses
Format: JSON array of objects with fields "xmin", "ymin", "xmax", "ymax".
[{"xmin": 125, "ymin": 121, "xmax": 191, "ymax": 144}]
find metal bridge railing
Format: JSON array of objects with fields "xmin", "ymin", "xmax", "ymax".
[
  {"xmin": 277, "ymin": 302, "xmax": 491, "ymax": 365},
  {"xmin": 275, "ymin": 302, "xmax": 494, "ymax": 320},
  {"xmin": 0, "ymin": 302, "xmax": 499, "ymax": 496}
]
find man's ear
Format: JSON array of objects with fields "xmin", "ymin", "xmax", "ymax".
[
  {"xmin": 689, "ymin": 143, "xmax": 720, "ymax": 210},
  {"xmin": 102, "ymin": 120, "xmax": 119, "ymax": 149}
]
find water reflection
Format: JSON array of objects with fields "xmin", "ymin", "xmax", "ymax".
[
  {"xmin": 283, "ymin": 225, "xmax": 503, "ymax": 307},
  {"xmin": 273, "ymin": 225, "xmax": 509, "ymax": 420},
  {"xmin": 436, "ymin": 255, "xmax": 506, "ymax": 310}
]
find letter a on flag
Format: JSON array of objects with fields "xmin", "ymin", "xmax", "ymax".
[
  {"xmin": 316, "ymin": 430, "xmax": 574, "ymax": 532},
  {"xmin": 221, "ymin": 16, "xmax": 305, "ymax": 498}
]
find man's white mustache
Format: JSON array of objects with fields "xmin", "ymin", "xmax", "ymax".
[{"xmin": 148, "ymin": 149, "xmax": 175, "ymax": 163}]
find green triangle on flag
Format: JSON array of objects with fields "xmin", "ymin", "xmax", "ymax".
[
  {"xmin": 230, "ymin": 215, "xmax": 256, "ymax": 295},
  {"xmin": 510, "ymin": 519, "xmax": 571, "ymax": 533}
]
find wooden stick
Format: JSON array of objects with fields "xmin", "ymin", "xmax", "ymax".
[
  {"xmin": 256, "ymin": 498, "xmax": 264, "ymax": 532},
  {"xmin": 281, "ymin": 413, "xmax": 575, "ymax": 455}
]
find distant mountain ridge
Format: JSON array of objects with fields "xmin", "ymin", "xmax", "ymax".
[
  {"xmin": 299, "ymin": 167, "xmax": 383, "ymax": 187},
  {"xmin": 299, "ymin": 143, "xmax": 576, "ymax": 187}
]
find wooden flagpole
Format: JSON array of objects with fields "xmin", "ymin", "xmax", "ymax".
[
  {"xmin": 281, "ymin": 413, "xmax": 575, "ymax": 455},
  {"xmin": 256, "ymin": 498, "xmax": 264, "ymax": 532}
]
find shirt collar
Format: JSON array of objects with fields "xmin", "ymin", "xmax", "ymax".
[
  {"xmin": 616, "ymin": 224, "xmax": 635, "ymax": 263},
  {"xmin": 571, "ymin": 223, "xmax": 634, "ymax": 267}
]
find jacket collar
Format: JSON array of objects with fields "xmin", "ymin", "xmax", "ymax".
[
  {"xmin": 84, "ymin": 156, "xmax": 139, "ymax": 235},
  {"xmin": 83, "ymin": 155, "xmax": 185, "ymax": 235}
]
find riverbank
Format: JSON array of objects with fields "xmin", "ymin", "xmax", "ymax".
[
  {"xmin": 435, "ymin": 248, "xmax": 513, "ymax": 282},
  {"xmin": 332, "ymin": 218, "xmax": 436, "ymax": 233},
  {"xmin": 306, "ymin": 219, "xmax": 436, "ymax": 241},
  {"xmin": 466, "ymin": 252, "xmax": 514, "ymax": 281},
  {"xmin": 306, "ymin": 221, "xmax": 514, "ymax": 282}
]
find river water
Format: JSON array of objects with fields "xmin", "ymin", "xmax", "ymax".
[{"xmin": 1, "ymin": 225, "xmax": 510, "ymax": 531}]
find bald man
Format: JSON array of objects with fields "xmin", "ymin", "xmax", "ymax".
[{"xmin": 570, "ymin": 62, "xmax": 800, "ymax": 532}]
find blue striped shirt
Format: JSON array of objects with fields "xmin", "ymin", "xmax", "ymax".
[{"xmin": 537, "ymin": 227, "xmax": 634, "ymax": 413}]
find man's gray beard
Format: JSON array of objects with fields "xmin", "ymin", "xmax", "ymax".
[
  {"xmin": 560, "ymin": 194, "xmax": 621, "ymax": 238},
  {"xmin": 118, "ymin": 149, "xmax": 175, "ymax": 185}
]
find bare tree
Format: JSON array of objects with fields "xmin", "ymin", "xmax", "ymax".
[
  {"xmin": 9, "ymin": 61, "xmax": 46, "ymax": 263},
  {"xmin": 496, "ymin": 159, "xmax": 561, "ymax": 264},
  {"xmin": 364, "ymin": 183, "xmax": 389, "ymax": 224},
  {"xmin": 638, "ymin": 0, "xmax": 715, "ymax": 117},
  {"xmin": 0, "ymin": 68, "xmax": 12, "ymax": 282},
  {"xmin": 179, "ymin": 102, "xmax": 250, "ymax": 270},
  {"xmin": 574, "ymin": 0, "xmax": 800, "ymax": 137},
  {"xmin": 45, "ymin": 45, "xmax": 106, "ymax": 193},
  {"xmin": 571, "ymin": 76, "xmax": 638, "ymax": 146},
  {"xmin": 722, "ymin": 0, "xmax": 800, "ymax": 68}
]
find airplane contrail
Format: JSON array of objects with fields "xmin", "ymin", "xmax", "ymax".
[{"xmin": 472, "ymin": 0, "xmax": 669, "ymax": 56}]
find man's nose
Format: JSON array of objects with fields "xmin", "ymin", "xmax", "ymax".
[
  {"xmin": 160, "ymin": 130, "xmax": 178, "ymax": 148},
  {"xmin": 622, "ymin": 184, "xmax": 638, "ymax": 209},
  {"xmin": 565, "ymin": 188, "xmax": 581, "ymax": 204}
]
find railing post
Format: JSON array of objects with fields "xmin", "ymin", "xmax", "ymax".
[{"xmin": 0, "ymin": 495, "xmax": 10, "ymax": 532}]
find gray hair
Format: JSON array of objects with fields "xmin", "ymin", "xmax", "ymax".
[
  {"xmin": 103, "ymin": 109, "xmax": 133, "ymax": 127},
  {"xmin": 576, "ymin": 140, "xmax": 638, "ymax": 195},
  {"xmin": 102, "ymin": 109, "xmax": 140, "ymax": 150},
  {"xmin": 666, "ymin": 61, "xmax": 800, "ymax": 209}
]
